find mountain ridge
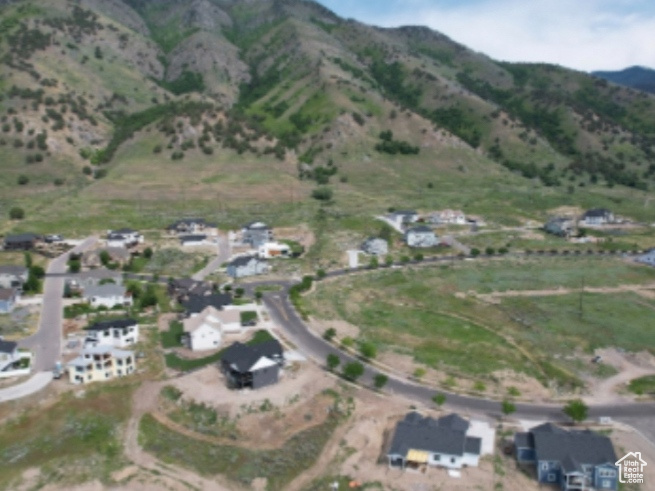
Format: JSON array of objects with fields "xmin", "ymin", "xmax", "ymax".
[{"xmin": 1, "ymin": 0, "xmax": 654, "ymax": 232}]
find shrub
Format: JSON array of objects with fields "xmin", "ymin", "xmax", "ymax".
[
  {"xmin": 374, "ymin": 373, "xmax": 388, "ymax": 389},
  {"xmin": 17, "ymin": 175, "xmax": 29, "ymax": 185},
  {"xmin": 311, "ymin": 187, "xmax": 333, "ymax": 201},
  {"xmin": 9, "ymin": 207, "xmax": 25, "ymax": 220},
  {"xmin": 323, "ymin": 328, "xmax": 336, "ymax": 341},
  {"xmin": 359, "ymin": 341, "xmax": 377, "ymax": 359},
  {"xmin": 342, "ymin": 361, "xmax": 364, "ymax": 381}
]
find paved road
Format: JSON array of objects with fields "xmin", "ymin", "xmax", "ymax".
[
  {"xmin": 0, "ymin": 372, "xmax": 53, "ymax": 403},
  {"xmin": 19, "ymin": 236, "xmax": 98, "ymax": 372},
  {"xmin": 192, "ymin": 234, "xmax": 231, "ymax": 281}
]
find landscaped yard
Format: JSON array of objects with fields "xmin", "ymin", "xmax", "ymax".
[
  {"xmin": 305, "ymin": 256, "xmax": 655, "ymax": 391},
  {"xmin": 628, "ymin": 375, "xmax": 655, "ymax": 395}
]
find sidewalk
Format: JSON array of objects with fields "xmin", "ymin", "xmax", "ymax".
[{"xmin": 0, "ymin": 371, "xmax": 53, "ymax": 403}]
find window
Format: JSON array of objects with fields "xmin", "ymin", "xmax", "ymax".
[
  {"xmin": 547, "ymin": 473, "xmax": 556, "ymax": 482},
  {"xmin": 599, "ymin": 469, "xmax": 616, "ymax": 478},
  {"xmin": 541, "ymin": 462, "xmax": 549, "ymax": 470},
  {"xmin": 602, "ymin": 480, "xmax": 611, "ymax": 488},
  {"xmin": 451, "ymin": 457, "xmax": 456, "ymax": 464}
]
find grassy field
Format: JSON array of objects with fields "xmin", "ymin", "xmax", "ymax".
[
  {"xmin": 305, "ymin": 256, "xmax": 655, "ymax": 390},
  {"xmin": 139, "ymin": 412, "xmax": 340, "ymax": 490},
  {"xmin": 627, "ymin": 375, "xmax": 655, "ymax": 395},
  {"xmin": 0, "ymin": 383, "xmax": 134, "ymax": 489}
]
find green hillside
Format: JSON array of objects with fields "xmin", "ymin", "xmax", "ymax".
[{"xmin": 1, "ymin": 0, "xmax": 654, "ymax": 234}]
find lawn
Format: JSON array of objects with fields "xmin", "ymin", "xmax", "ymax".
[
  {"xmin": 305, "ymin": 256, "xmax": 655, "ymax": 390},
  {"xmin": 160, "ymin": 320, "xmax": 183, "ymax": 348}
]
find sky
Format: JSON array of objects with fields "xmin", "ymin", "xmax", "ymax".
[{"xmin": 315, "ymin": 0, "xmax": 655, "ymax": 72}]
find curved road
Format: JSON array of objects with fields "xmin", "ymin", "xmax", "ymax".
[
  {"xmin": 19, "ymin": 236, "xmax": 98, "ymax": 371},
  {"xmin": 260, "ymin": 254, "xmax": 655, "ymax": 423}
]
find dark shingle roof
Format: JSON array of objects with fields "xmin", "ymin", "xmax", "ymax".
[
  {"xmin": 179, "ymin": 235, "xmax": 208, "ymax": 243},
  {"xmin": 253, "ymin": 339, "xmax": 283, "ymax": 359},
  {"xmin": 182, "ymin": 293, "xmax": 232, "ymax": 314},
  {"xmin": 407, "ymin": 226, "xmax": 433, "ymax": 234},
  {"xmin": 514, "ymin": 432, "xmax": 533, "ymax": 448},
  {"xmin": 86, "ymin": 318, "xmax": 137, "ymax": 331},
  {"xmin": 5, "ymin": 233, "xmax": 40, "ymax": 243},
  {"xmin": 531, "ymin": 426, "xmax": 617, "ymax": 472},
  {"xmin": 229, "ymin": 255, "xmax": 259, "ymax": 268},
  {"xmin": 221, "ymin": 342, "xmax": 265, "ymax": 372},
  {"xmin": 0, "ymin": 339, "xmax": 17, "ymax": 353},
  {"xmin": 583, "ymin": 208, "xmax": 611, "ymax": 218},
  {"xmin": 388, "ymin": 412, "xmax": 478, "ymax": 458}
]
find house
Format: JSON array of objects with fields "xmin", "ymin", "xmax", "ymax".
[
  {"xmin": 390, "ymin": 210, "xmax": 419, "ymax": 228},
  {"xmin": 242, "ymin": 221, "xmax": 273, "ymax": 248},
  {"xmin": 544, "ymin": 217, "xmax": 577, "ymax": 238},
  {"xmin": 405, "ymin": 226, "xmax": 438, "ymax": 248},
  {"xmin": 220, "ymin": 339, "xmax": 284, "ymax": 389},
  {"xmin": 0, "ymin": 339, "xmax": 20, "ymax": 372},
  {"xmin": 66, "ymin": 346, "xmax": 135, "ymax": 384},
  {"xmin": 0, "ymin": 265, "xmax": 28, "ymax": 290},
  {"xmin": 3, "ymin": 233, "xmax": 41, "ymax": 251},
  {"xmin": 84, "ymin": 318, "xmax": 139, "ymax": 348},
  {"xmin": 226, "ymin": 255, "xmax": 268, "ymax": 278},
  {"xmin": 82, "ymin": 247, "xmax": 131, "ymax": 269},
  {"xmin": 106, "ymin": 228, "xmax": 143, "ymax": 248},
  {"xmin": 0, "ymin": 288, "xmax": 18, "ymax": 314},
  {"xmin": 258, "ymin": 242, "xmax": 291, "ymax": 259},
  {"xmin": 515, "ymin": 423, "xmax": 618, "ymax": 490},
  {"xmin": 167, "ymin": 218, "xmax": 214, "ymax": 235},
  {"xmin": 181, "ymin": 292, "xmax": 233, "ymax": 316},
  {"xmin": 70, "ymin": 269, "xmax": 123, "ymax": 291},
  {"xmin": 361, "ymin": 237, "xmax": 389, "ymax": 256},
  {"xmin": 183, "ymin": 306, "xmax": 242, "ymax": 351},
  {"xmin": 387, "ymin": 412, "xmax": 482, "ymax": 470},
  {"xmin": 581, "ymin": 209, "xmax": 615, "ymax": 226},
  {"xmin": 179, "ymin": 234, "xmax": 210, "ymax": 247},
  {"xmin": 636, "ymin": 249, "xmax": 655, "ymax": 267},
  {"xmin": 84, "ymin": 284, "xmax": 132, "ymax": 309},
  {"xmin": 430, "ymin": 210, "xmax": 467, "ymax": 225}
]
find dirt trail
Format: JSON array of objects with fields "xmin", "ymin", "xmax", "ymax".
[
  {"xmin": 123, "ymin": 380, "xmax": 240, "ymax": 491},
  {"xmin": 470, "ymin": 282, "xmax": 655, "ymax": 303}
]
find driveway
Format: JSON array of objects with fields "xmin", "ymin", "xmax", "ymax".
[
  {"xmin": 192, "ymin": 233, "xmax": 231, "ymax": 281},
  {"xmin": 0, "ymin": 371, "xmax": 53, "ymax": 403}
]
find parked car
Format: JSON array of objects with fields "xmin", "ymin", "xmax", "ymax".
[{"xmin": 45, "ymin": 234, "xmax": 63, "ymax": 243}]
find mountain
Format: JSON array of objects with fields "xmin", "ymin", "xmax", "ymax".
[
  {"xmin": 592, "ymin": 66, "xmax": 655, "ymax": 95},
  {"xmin": 1, "ymin": 0, "xmax": 655, "ymax": 232}
]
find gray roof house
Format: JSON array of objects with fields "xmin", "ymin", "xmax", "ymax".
[
  {"xmin": 242, "ymin": 221, "xmax": 273, "ymax": 248},
  {"xmin": 0, "ymin": 265, "xmax": 28, "ymax": 290},
  {"xmin": 0, "ymin": 339, "xmax": 19, "ymax": 373},
  {"xmin": 181, "ymin": 292, "xmax": 233, "ymax": 316},
  {"xmin": 0, "ymin": 288, "xmax": 18, "ymax": 314},
  {"xmin": 226, "ymin": 255, "xmax": 268, "ymax": 278},
  {"xmin": 387, "ymin": 412, "xmax": 482, "ymax": 470},
  {"xmin": 581, "ymin": 208, "xmax": 614, "ymax": 226},
  {"xmin": 361, "ymin": 237, "xmax": 389, "ymax": 256},
  {"xmin": 404, "ymin": 226, "xmax": 438, "ymax": 248},
  {"xmin": 220, "ymin": 339, "xmax": 284, "ymax": 389},
  {"xmin": 71, "ymin": 269, "xmax": 123, "ymax": 290},
  {"xmin": 515, "ymin": 423, "xmax": 618, "ymax": 490},
  {"xmin": 3, "ymin": 233, "xmax": 41, "ymax": 251},
  {"xmin": 167, "ymin": 218, "xmax": 214, "ymax": 235},
  {"xmin": 636, "ymin": 248, "xmax": 655, "ymax": 267},
  {"xmin": 544, "ymin": 217, "xmax": 576, "ymax": 238}
]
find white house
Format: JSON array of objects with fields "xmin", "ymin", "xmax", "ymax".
[
  {"xmin": 84, "ymin": 318, "xmax": 139, "ymax": 348},
  {"xmin": 184, "ymin": 306, "xmax": 242, "ymax": 351},
  {"xmin": 387, "ymin": 413, "xmax": 482, "ymax": 471},
  {"xmin": 0, "ymin": 265, "xmax": 28, "ymax": 290},
  {"xmin": 430, "ymin": 209, "xmax": 467, "ymax": 225},
  {"xmin": 84, "ymin": 284, "xmax": 132, "ymax": 309},
  {"xmin": 0, "ymin": 339, "xmax": 20, "ymax": 372},
  {"xmin": 361, "ymin": 237, "xmax": 389, "ymax": 256},
  {"xmin": 405, "ymin": 226, "xmax": 438, "ymax": 248},
  {"xmin": 106, "ymin": 228, "xmax": 143, "ymax": 248},
  {"xmin": 226, "ymin": 255, "xmax": 268, "ymax": 278},
  {"xmin": 258, "ymin": 242, "xmax": 291, "ymax": 259},
  {"xmin": 580, "ymin": 209, "xmax": 615, "ymax": 226},
  {"xmin": 67, "ymin": 346, "xmax": 135, "ymax": 384}
]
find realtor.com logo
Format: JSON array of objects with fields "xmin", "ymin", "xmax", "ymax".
[{"xmin": 616, "ymin": 452, "xmax": 647, "ymax": 484}]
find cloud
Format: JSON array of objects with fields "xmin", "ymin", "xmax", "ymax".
[{"xmin": 321, "ymin": 0, "xmax": 655, "ymax": 71}]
